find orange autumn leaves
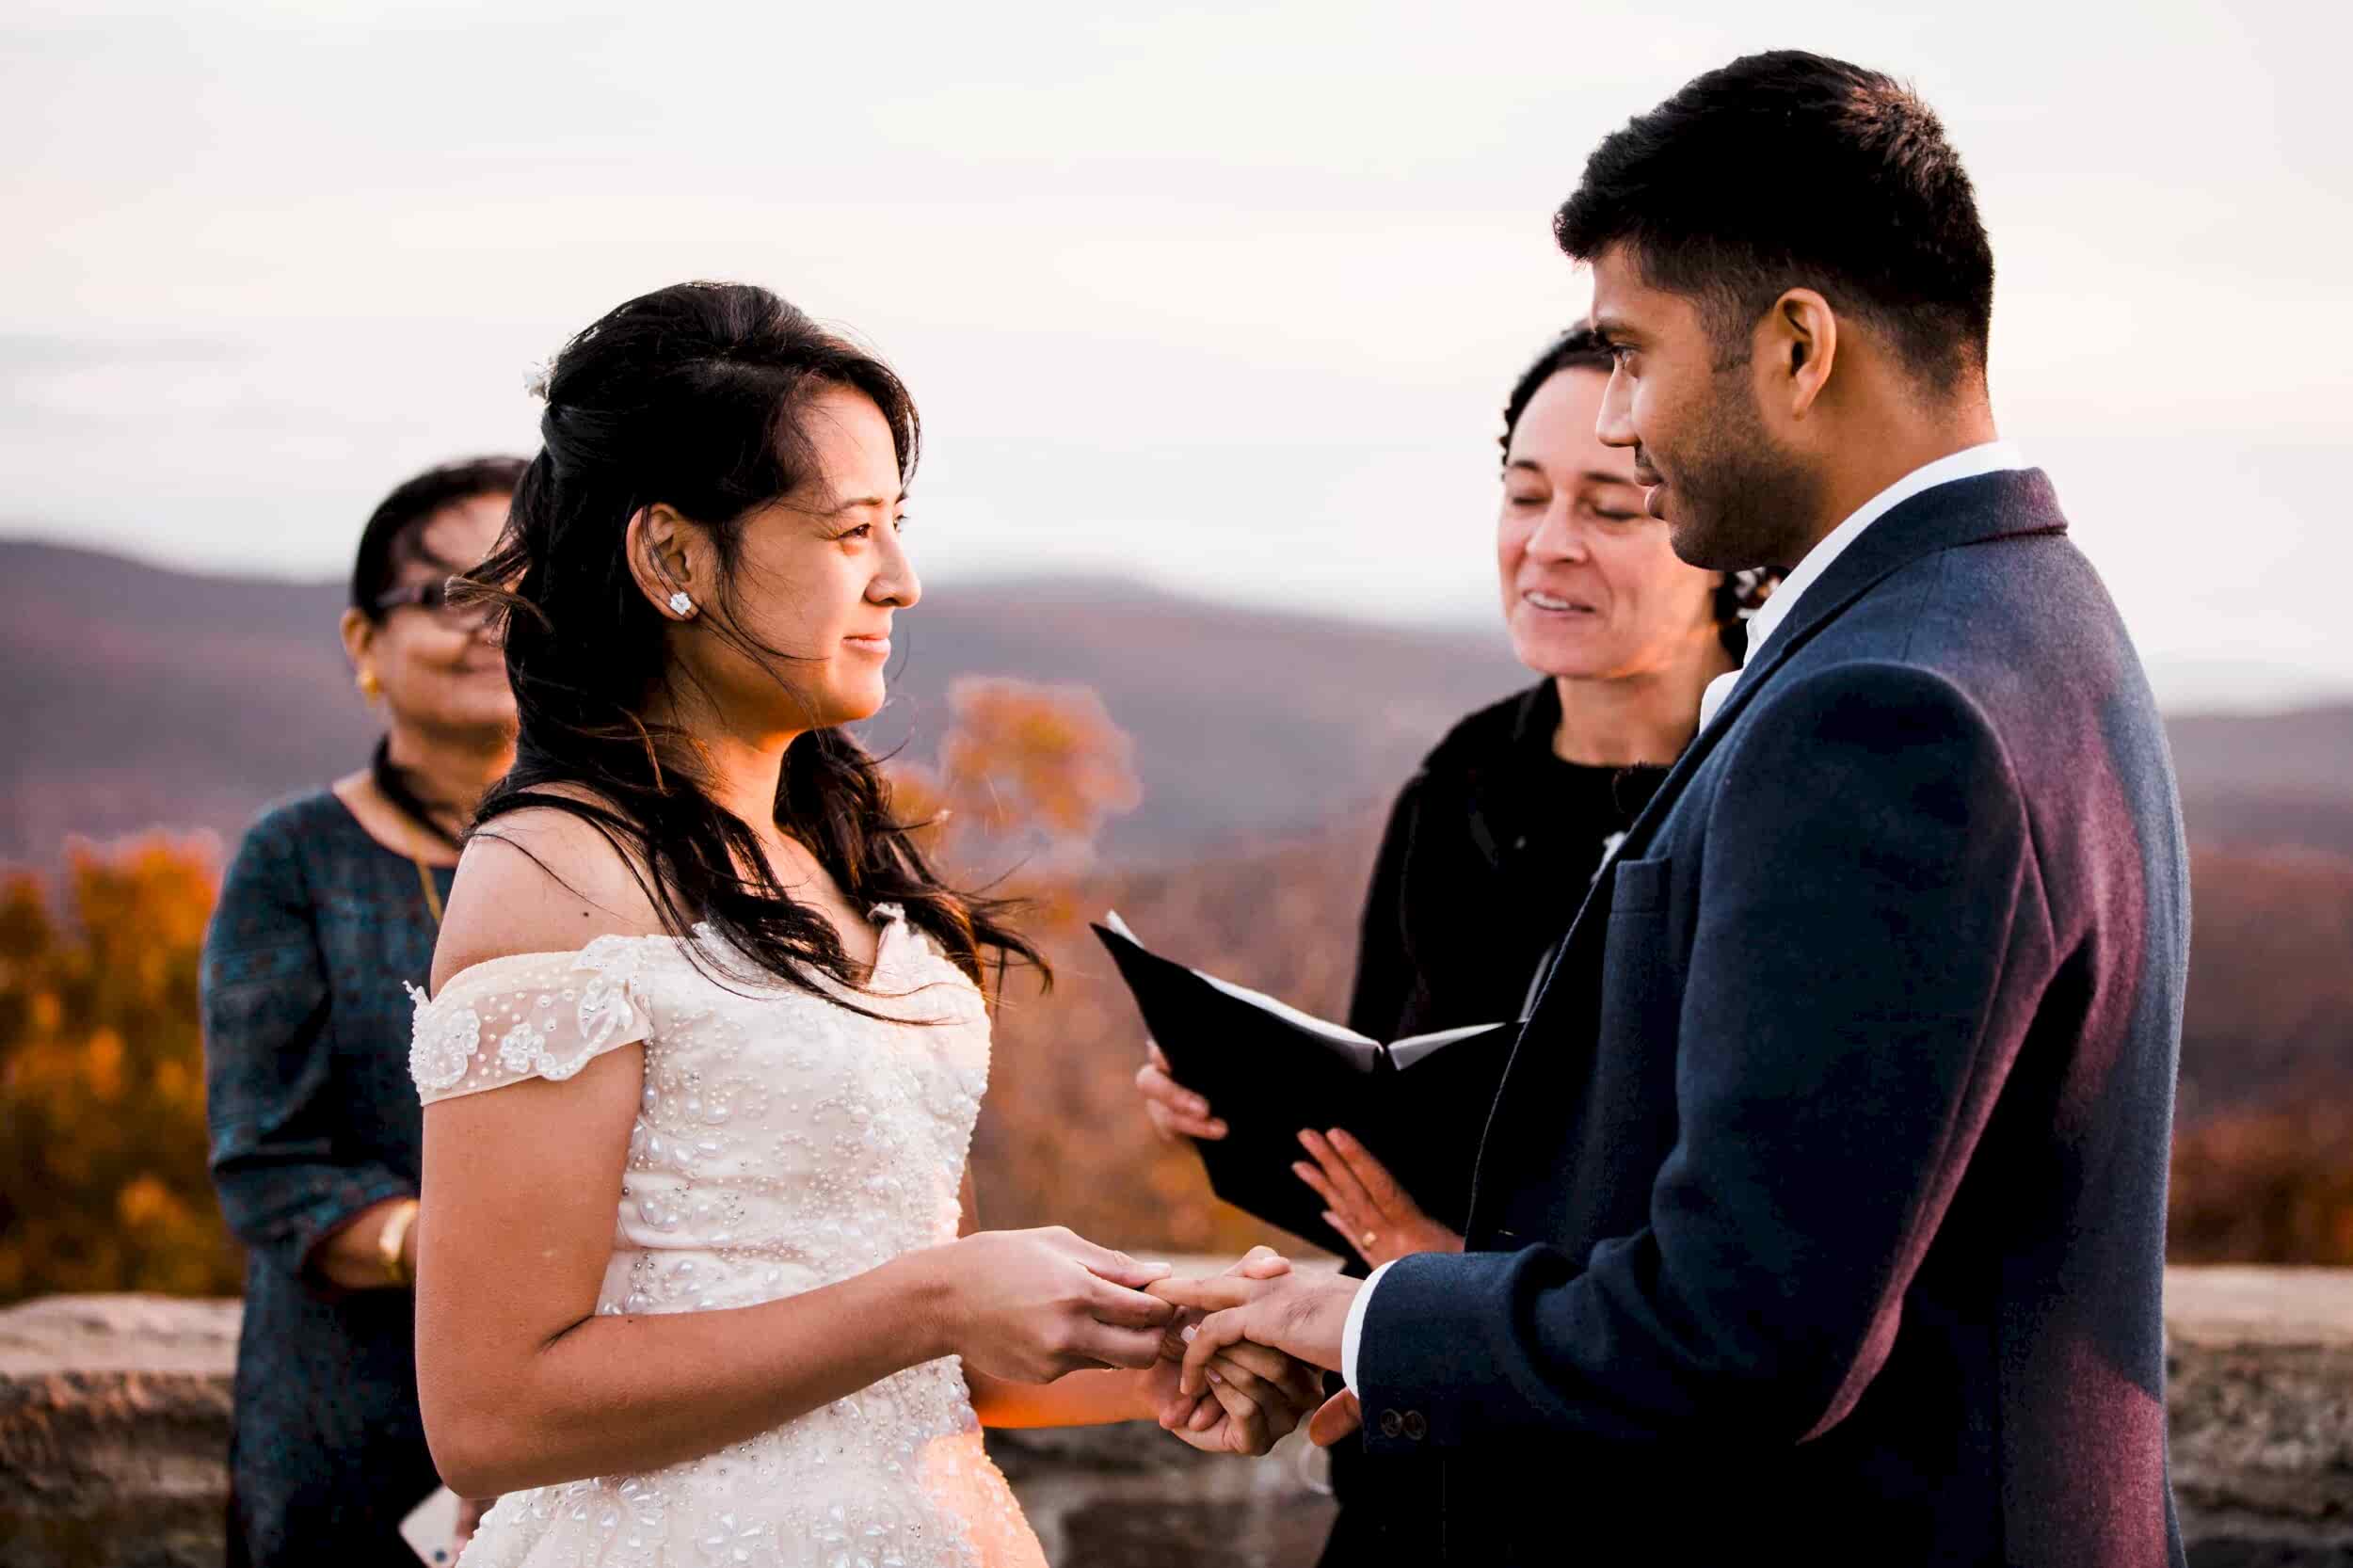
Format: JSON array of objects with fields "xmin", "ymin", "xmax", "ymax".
[
  {"xmin": 892, "ymin": 679, "xmax": 1143, "ymax": 872},
  {"xmin": 5, "ymin": 685, "xmax": 2353, "ymax": 1303},
  {"xmin": 0, "ymin": 837, "xmax": 242, "ymax": 1299}
]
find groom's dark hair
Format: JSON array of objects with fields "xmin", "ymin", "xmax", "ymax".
[{"xmin": 1554, "ymin": 51, "xmax": 1994, "ymax": 392}]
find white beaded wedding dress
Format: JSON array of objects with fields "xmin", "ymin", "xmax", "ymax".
[{"xmin": 407, "ymin": 905, "xmax": 1048, "ymax": 1568}]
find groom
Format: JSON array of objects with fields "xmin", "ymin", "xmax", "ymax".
[{"xmin": 1162, "ymin": 51, "xmax": 2190, "ymax": 1566}]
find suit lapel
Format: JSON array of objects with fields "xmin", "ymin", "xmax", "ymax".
[{"xmin": 1464, "ymin": 469, "xmax": 2069, "ymax": 1228}]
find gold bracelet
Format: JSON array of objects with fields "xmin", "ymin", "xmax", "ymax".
[{"xmin": 377, "ymin": 1199, "xmax": 420, "ymax": 1288}]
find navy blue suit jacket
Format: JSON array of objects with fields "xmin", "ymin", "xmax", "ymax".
[{"xmin": 1354, "ymin": 469, "xmax": 2190, "ymax": 1565}]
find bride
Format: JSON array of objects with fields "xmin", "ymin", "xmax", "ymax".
[{"xmin": 407, "ymin": 281, "xmax": 1319, "ymax": 1566}]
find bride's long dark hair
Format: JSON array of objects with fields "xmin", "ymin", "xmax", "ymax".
[{"xmin": 460, "ymin": 280, "xmax": 1043, "ymax": 1000}]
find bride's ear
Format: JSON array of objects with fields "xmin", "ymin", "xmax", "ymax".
[{"xmin": 625, "ymin": 504, "xmax": 705, "ymax": 621}]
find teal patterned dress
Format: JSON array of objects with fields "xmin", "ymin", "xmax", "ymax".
[{"xmin": 201, "ymin": 790, "xmax": 455, "ymax": 1565}]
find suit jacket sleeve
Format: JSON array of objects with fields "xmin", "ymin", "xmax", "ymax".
[{"xmin": 1354, "ymin": 662, "xmax": 2055, "ymax": 1450}]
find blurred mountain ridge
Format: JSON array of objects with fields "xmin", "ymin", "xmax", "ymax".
[
  {"xmin": 7, "ymin": 534, "xmax": 2353, "ymax": 868},
  {"xmin": 0, "ymin": 536, "xmax": 1528, "ymax": 864}
]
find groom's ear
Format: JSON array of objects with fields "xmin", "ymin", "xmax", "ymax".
[{"xmin": 1760, "ymin": 287, "xmax": 1838, "ymax": 423}]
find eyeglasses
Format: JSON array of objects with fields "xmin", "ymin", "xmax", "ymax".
[{"xmin": 373, "ymin": 579, "xmax": 479, "ymax": 620}]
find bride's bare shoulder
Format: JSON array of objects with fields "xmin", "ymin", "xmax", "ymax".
[{"xmin": 431, "ymin": 788, "xmax": 665, "ymax": 992}]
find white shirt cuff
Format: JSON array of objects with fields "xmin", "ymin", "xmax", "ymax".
[{"xmin": 1339, "ymin": 1260, "xmax": 1397, "ymax": 1393}]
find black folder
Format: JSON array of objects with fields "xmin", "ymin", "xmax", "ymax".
[{"xmin": 1092, "ymin": 914, "xmax": 1518, "ymax": 1248}]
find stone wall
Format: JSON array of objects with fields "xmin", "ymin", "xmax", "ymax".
[
  {"xmin": 4, "ymin": 1270, "xmax": 2349, "ymax": 1566},
  {"xmin": 0, "ymin": 1296, "xmax": 241, "ymax": 1568},
  {"xmin": 2166, "ymin": 1268, "xmax": 2353, "ymax": 1563}
]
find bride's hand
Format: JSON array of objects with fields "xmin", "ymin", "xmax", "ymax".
[{"xmin": 930, "ymin": 1227, "xmax": 1176, "ymax": 1384}]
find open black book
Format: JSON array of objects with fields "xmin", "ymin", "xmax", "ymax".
[{"xmin": 1092, "ymin": 913, "xmax": 1518, "ymax": 1248}]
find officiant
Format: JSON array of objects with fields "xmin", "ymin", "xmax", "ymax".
[{"xmin": 1134, "ymin": 327, "xmax": 1769, "ymax": 1563}]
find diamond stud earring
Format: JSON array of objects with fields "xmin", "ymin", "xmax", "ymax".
[{"xmin": 668, "ymin": 591, "xmax": 696, "ymax": 617}]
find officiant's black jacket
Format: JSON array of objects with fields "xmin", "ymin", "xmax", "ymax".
[
  {"xmin": 1354, "ymin": 469, "xmax": 2191, "ymax": 1565},
  {"xmin": 1322, "ymin": 680, "xmax": 1666, "ymax": 1563}
]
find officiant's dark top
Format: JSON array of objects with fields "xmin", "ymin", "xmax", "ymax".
[
  {"xmin": 202, "ymin": 790, "xmax": 450, "ymax": 1568},
  {"xmin": 1348, "ymin": 677, "xmax": 1667, "ymax": 1049},
  {"xmin": 1322, "ymin": 677, "xmax": 1666, "ymax": 1565}
]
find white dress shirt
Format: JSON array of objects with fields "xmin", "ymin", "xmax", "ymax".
[{"xmin": 1339, "ymin": 438, "xmax": 2029, "ymax": 1397}]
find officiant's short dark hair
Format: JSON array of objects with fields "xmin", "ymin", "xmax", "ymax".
[{"xmin": 1554, "ymin": 51, "xmax": 1994, "ymax": 392}]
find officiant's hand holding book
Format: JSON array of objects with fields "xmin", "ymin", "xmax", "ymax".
[
  {"xmin": 1101, "ymin": 913, "xmax": 1509, "ymax": 1256},
  {"xmin": 1140, "ymin": 1040, "xmax": 1460, "ymax": 1263},
  {"xmin": 1137, "ymin": 1039, "xmax": 1228, "ymax": 1143},
  {"xmin": 1290, "ymin": 1127, "xmax": 1463, "ymax": 1266}
]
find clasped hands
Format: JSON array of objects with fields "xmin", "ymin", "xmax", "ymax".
[
  {"xmin": 1135, "ymin": 1246, "xmax": 1327, "ymax": 1454},
  {"xmin": 1145, "ymin": 1251, "xmax": 1368, "ymax": 1452}
]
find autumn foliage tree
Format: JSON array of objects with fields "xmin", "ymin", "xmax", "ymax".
[
  {"xmin": 2169, "ymin": 1102, "xmax": 2353, "ymax": 1265},
  {"xmin": 888, "ymin": 676, "xmax": 1143, "ymax": 889},
  {"xmin": 8, "ymin": 689, "xmax": 2353, "ymax": 1303},
  {"xmin": 890, "ymin": 680, "xmax": 1335, "ymax": 1256},
  {"xmin": 0, "ymin": 837, "xmax": 241, "ymax": 1300}
]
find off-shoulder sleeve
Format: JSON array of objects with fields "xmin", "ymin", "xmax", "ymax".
[{"xmin": 406, "ymin": 942, "xmax": 653, "ymax": 1105}]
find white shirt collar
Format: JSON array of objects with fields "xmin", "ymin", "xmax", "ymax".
[
  {"xmin": 1743, "ymin": 439, "xmax": 2028, "ymax": 662},
  {"xmin": 1696, "ymin": 440, "xmax": 2028, "ymax": 731}
]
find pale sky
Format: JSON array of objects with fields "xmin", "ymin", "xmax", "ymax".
[{"xmin": 7, "ymin": 0, "xmax": 2350, "ymax": 708}]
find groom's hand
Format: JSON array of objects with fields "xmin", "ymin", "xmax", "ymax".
[
  {"xmin": 1306, "ymin": 1387, "xmax": 1363, "ymax": 1448},
  {"xmin": 1148, "ymin": 1332, "xmax": 1324, "ymax": 1454},
  {"xmin": 1150, "ymin": 1268, "xmax": 1361, "ymax": 1397},
  {"xmin": 1147, "ymin": 1247, "xmax": 1323, "ymax": 1454}
]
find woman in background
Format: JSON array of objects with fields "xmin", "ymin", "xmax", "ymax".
[
  {"xmin": 1135, "ymin": 326, "xmax": 1769, "ymax": 1563},
  {"xmin": 202, "ymin": 456, "xmax": 522, "ymax": 1565}
]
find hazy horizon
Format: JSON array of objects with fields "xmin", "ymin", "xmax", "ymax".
[
  {"xmin": 8, "ymin": 525, "xmax": 2349, "ymax": 718},
  {"xmin": 8, "ymin": 1, "xmax": 2349, "ymax": 707}
]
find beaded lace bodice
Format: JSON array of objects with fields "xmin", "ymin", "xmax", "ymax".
[{"xmin": 407, "ymin": 907, "xmax": 1044, "ymax": 1568}]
